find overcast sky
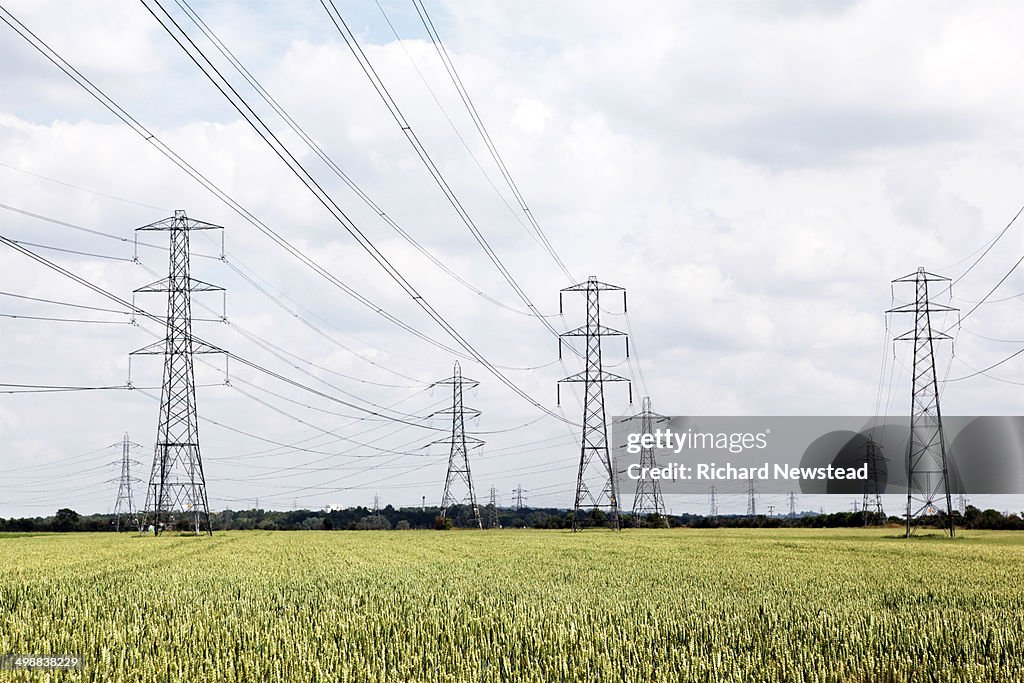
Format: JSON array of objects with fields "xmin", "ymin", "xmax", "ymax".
[{"xmin": 1, "ymin": 0, "xmax": 1022, "ymax": 519}]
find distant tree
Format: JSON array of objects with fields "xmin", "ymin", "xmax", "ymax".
[
  {"xmin": 55, "ymin": 508, "xmax": 79, "ymax": 532},
  {"xmin": 434, "ymin": 515, "xmax": 452, "ymax": 530},
  {"xmin": 356, "ymin": 515, "xmax": 391, "ymax": 530},
  {"xmin": 396, "ymin": 520, "xmax": 411, "ymax": 530},
  {"xmin": 644, "ymin": 513, "xmax": 668, "ymax": 529},
  {"xmin": 322, "ymin": 517, "xmax": 334, "ymax": 531}
]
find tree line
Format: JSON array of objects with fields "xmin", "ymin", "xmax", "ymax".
[{"xmin": 1, "ymin": 505, "xmax": 1021, "ymax": 532}]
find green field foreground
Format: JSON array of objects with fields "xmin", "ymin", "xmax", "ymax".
[{"xmin": 1, "ymin": 529, "xmax": 1022, "ymax": 682}]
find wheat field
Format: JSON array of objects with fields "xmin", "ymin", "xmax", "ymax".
[{"xmin": 0, "ymin": 528, "xmax": 1021, "ymax": 682}]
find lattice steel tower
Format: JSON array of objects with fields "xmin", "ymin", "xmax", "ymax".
[
  {"xmin": 133, "ymin": 210, "xmax": 224, "ymax": 536},
  {"xmin": 434, "ymin": 361, "xmax": 483, "ymax": 529},
  {"xmin": 888, "ymin": 267, "xmax": 957, "ymax": 537},
  {"xmin": 629, "ymin": 396, "xmax": 666, "ymax": 518},
  {"xmin": 746, "ymin": 479, "xmax": 757, "ymax": 516},
  {"xmin": 486, "ymin": 485, "xmax": 499, "ymax": 529},
  {"xmin": 861, "ymin": 435, "xmax": 886, "ymax": 525},
  {"xmin": 112, "ymin": 432, "xmax": 142, "ymax": 532},
  {"xmin": 558, "ymin": 277, "xmax": 631, "ymax": 531},
  {"xmin": 512, "ymin": 485, "xmax": 526, "ymax": 511}
]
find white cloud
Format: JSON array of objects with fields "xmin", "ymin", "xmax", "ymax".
[{"xmin": 1, "ymin": 0, "xmax": 1021, "ymax": 517}]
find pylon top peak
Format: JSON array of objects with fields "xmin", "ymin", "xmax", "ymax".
[
  {"xmin": 892, "ymin": 268, "xmax": 950, "ymax": 283},
  {"xmin": 561, "ymin": 277, "xmax": 624, "ymax": 292},
  {"xmin": 137, "ymin": 211, "xmax": 224, "ymax": 232}
]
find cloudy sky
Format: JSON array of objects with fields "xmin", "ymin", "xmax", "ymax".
[{"xmin": 1, "ymin": 0, "xmax": 1021, "ymax": 519}]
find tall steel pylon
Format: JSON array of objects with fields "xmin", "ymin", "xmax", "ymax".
[
  {"xmin": 112, "ymin": 432, "xmax": 143, "ymax": 532},
  {"xmin": 628, "ymin": 396, "xmax": 666, "ymax": 519},
  {"xmin": 433, "ymin": 361, "xmax": 483, "ymax": 529},
  {"xmin": 746, "ymin": 479, "xmax": 757, "ymax": 516},
  {"xmin": 709, "ymin": 486, "xmax": 719, "ymax": 522},
  {"xmin": 888, "ymin": 267, "xmax": 958, "ymax": 538},
  {"xmin": 133, "ymin": 210, "xmax": 225, "ymax": 536},
  {"xmin": 486, "ymin": 486, "xmax": 500, "ymax": 529},
  {"xmin": 512, "ymin": 485, "xmax": 526, "ymax": 511},
  {"xmin": 861, "ymin": 436, "xmax": 886, "ymax": 525},
  {"xmin": 558, "ymin": 277, "xmax": 631, "ymax": 532},
  {"xmin": 787, "ymin": 491, "xmax": 797, "ymax": 518}
]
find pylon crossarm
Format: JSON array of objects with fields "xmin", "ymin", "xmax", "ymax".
[{"xmin": 560, "ymin": 324, "xmax": 626, "ymax": 337}]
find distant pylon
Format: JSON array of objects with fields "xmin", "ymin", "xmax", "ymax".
[
  {"xmin": 113, "ymin": 432, "xmax": 143, "ymax": 532},
  {"xmin": 373, "ymin": 493, "xmax": 380, "ymax": 515},
  {"xmin": 861, "ymin": 436, "xmax": 886, "ymax": 525},
  {"xmin": 134, "ymin": 210, "xmax": 225, "ymax": 536},
  {"xmin": 629, "ymin": 396, "xmax": 666, "ymax": 519},
  {"xmin": 486, "ymin": 486, "xmax": 500, "ymax": 529},
  {"xmin": 746, "ymin": 479, "xmax": 757, "ymax": 516},
  {"xmin": 558, "ymin": 276, "xmax": 631, "ymax": 531},
  {"xmin": 888, "ymin": 267, "xmax": 958, "ymax": 538},
  {"xmin": 788, "ymin": 491, "xmax": 797, "ymax": 518},
  {"xmin": 709, "ymin": 486, "xmax": 719, "ymax": 522},
  {"xmin": 512, "ymin": 485, "xmax": 526, "ymax": 511},
  {"xmin": 433, "ymin": 361, "xmax": 483, "ymax": 529}
]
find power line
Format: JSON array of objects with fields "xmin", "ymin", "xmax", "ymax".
[
  {"xmin": 957, "ymin": 326, "xmax": 1024, "ymax": 344},
  {"xmin": 941, "ymin": 347, "xmax": 1024, "ymax": 383},
  {"xmin": 2, "ymin": 237, "xmax": 133, "ymax": 261},
  {"xmin": 173, "ymin": 0, "xmax": 549, "ymax": 319},
  {"xmin": 0, "ymin": 7, "xmax": 476, "ymax": 364},
  {"xmin": 406, "ymin": 0, "xmax": 575, "ymax": 282},
  {"xmin": 317, "ymin": 1, "xmax": 575, "ymax": 346},
  {"xmin": 0, "ymin": 236, "xmax": 484, "ymax": 426},
  {"xmin": 940, "ymin": 203, "xmax": 1024, "ymax": 290},
  {"xmin": 0, "ymin": 312, "xmax": 130, "ymax": 324},
  {"xmin": 136, "ymin": 0, "xmax": 574, "ymax": 424},
  {"xmin": 0, "ymin": 160, "xmax": 171, "ymax": 211},
  {"xmin": 953, "ymin": 291, "xmax": 1023, "ymax": 305},
  {"xmin": 7, "ymin": 200, "xmax": 438, "ymax": 382},
  {"xmin": 0, "ymin": 203, "xmax": 174, "ymax": 253},
  {"xmin": 205, "ymin": 385, "xmax": 444, "ymax": 461},
  {"xmin": 372, "ymin": 0, "xmax": 558, "ymax": 269},
  {"xmin": 0, "ymin": 383, "xmax": 133, "ymax": 393},
  {"xmin": 0, "ymin": 291, "xmax": 134, "ymax": 315},
  {"xmin": 945, "ymin": 254, "xmax": 1024, "ymax": 330},
  {"xmin": 1, "ymin": 445, "xmax": 114, "ymax": 473}
]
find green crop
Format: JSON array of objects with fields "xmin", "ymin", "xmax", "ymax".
[{"xmin": 1, "ymin": 528, "xmax": 1021, "ymax": 682}]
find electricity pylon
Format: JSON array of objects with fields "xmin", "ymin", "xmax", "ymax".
[
  {"xmin": 788, "ymin": 491, "xmax": 797, "ymax": 518},
  {"xmin": 558, "ymin": 276, "xmax": 631, "ymax": 531},
  {"xmin": 133, "ymin": 210, "xmax": 225, "ymax": 536},
  {"xmin": 628, "ymin": 396, "xmax": 666, "ymax": 518},
  {"xmin": 433, "ymin": 361, "xmax": 482, "ymax": 529},
  {"xmin": 746, "ymin": 479, "xmax": 757, "ymax": 516},
  {"xmin": 861, "ymin": 436, "xmax": 886, "ymax": 526},
  {"xmin": 888, "ymin": 267, "xmax": 958, "ymax": 538},
  {"xmin": 486, "ymin": 486, "xmax": 500, "ymax": 529},
  {"xmin": 512, "ymin": 485, "xmax": 526, "ymax": 511},
  {"xmin": 112, "ymin": 432, "xmax": 143, "ymax": 532},
  {"xmin": 709, "ymin": 486, "xmax": 719, "ymax": 522}
]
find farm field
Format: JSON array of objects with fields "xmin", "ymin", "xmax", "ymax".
[{"xmin": 1, "ymin": 528, "xmax": 1022, "ymax": 682}]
